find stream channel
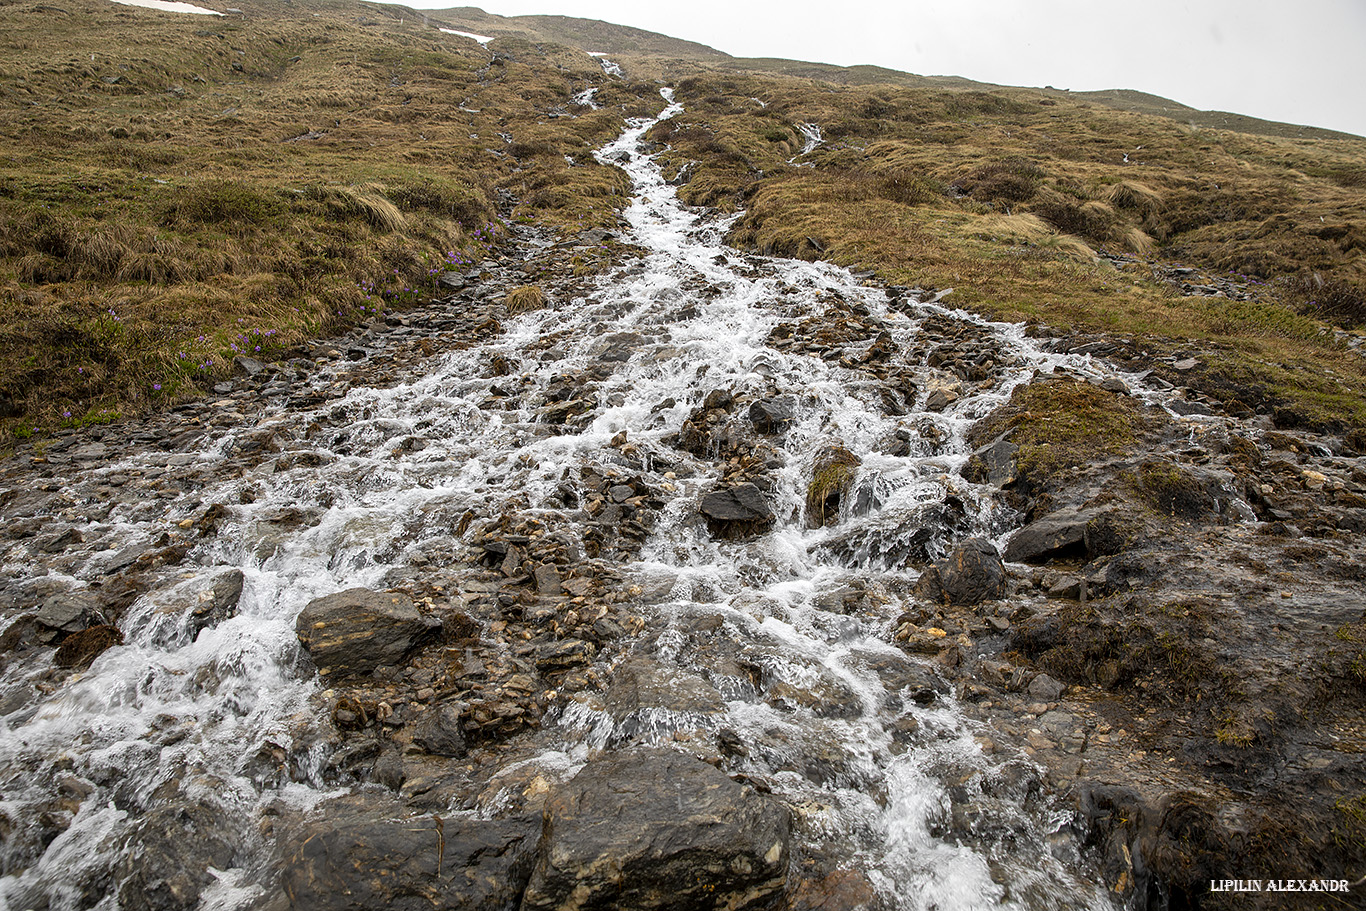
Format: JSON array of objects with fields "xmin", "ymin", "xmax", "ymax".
[{"xmin": 0, "ymin": 90, "xmax": 1164, "ymax": 911}]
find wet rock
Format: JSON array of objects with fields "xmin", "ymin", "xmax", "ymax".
[
  {"xmin": 115, "ymin": 801, "xmax": 240, "ymax": 911},
  {"xmin": 924, "ymin": 387, "xmax": 958, "ymax": 412},
  {"xmin": 962, "ymin": 438, "xmax": 1018, "ymax": 488},
  {"xmin": 371, "ymin": 749, "xmax": 405, "ymax": 791},
  {"xmin": 188, "ymin": 569, "xmax": 244, "ymax": 637},
  {"xmin": 748, "ymin": 397, "xmax": 794, "ymax": 434},
  {"xmin": 282, "ymin": 795, "xmax": 539, "ymax": 911},
  {"xmin": 914, "ymin": 538, "xmax": 1007, "ymax": 606},
  {"xmin": 533, "ymin": 563, "xmax": 562, "ymax": 596},
  {"xmin": 786, "ymin": 868, "xmax": 879, "ymax": 911},
  {"xmin": 411, "ymin": 702, "xmax": 468, "ymax": 758},
  {"xmin": 535, "ymin": 638, "xmax": 596, "ymax": 674},
  {"xmin": 35, "ymin": 591, "xmax": 108, "ymax": 642},
  {"xmin": 522, "ymin": 746, "xmax": 790, "ymax": 911},
  {"xmin": 295, "ymin": 589, "xmax": 440, "ymax": 677},
  {"xmin": 604, "ymin": 657, "xmax": 724, "ymax": 744},
  {"xmin": 1028, "ymin": 673, "xmax": 1066, "ymax": 701},
  {"xmin": 1004, "ymin": 509, "xmax": 1105, "ymax": 564},
  {"xmin": 605, "ymin": 657, "xmax": 725, "ymax": 719},
  {"xmin": 700, "ymin": 484, "xmax": 775, "ymax": 540},
  {"xmin": 806, "ymin": 445, "xmax": 861, "ymax": 529},
  {"xmin": 232, "ymin": 355, "xmax": 266, "ymax": 377}
]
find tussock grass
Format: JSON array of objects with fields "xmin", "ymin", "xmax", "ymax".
[
  {"xmin": 506, "ymin": 284, "xmax": 547, "ymax": 313},
  {"xmin": 0, "ymin": 0, "xmax": 665, "ymax": 438},
  {"xmin": 315, "ymin": 184, "xmax": 408, "ymax": 233},
  {"xmin": 1103, "ymin": 179, "xmax": 1164, "ymax": 218}
]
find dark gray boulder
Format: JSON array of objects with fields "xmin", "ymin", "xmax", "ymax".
[
  {"xmin": 116, "ymin": 801, "xmax": 240, "ymax": 911},
  {"xmin": 962, "ymin": 438, "xmax": 1018, "ymax": 488},
  {"xmin": 1003, "ymin": 509, "xmax": 1108, "ymax": 564},
  {"xmin": 188, "ymin": 569, "xmax": 244, "ymax": 638},
  {"xmin": 411, "ymin": 702, "xmax": 467, "ymax": 758},
  {"xmin": 748, "ymin": 397, "xmax": 794, "ymax": 434},
  {"xmin": 914, "ymin": 538, "xmax": 1007, "ymax": 606},
  {"xmin": 700, "ymin": 484, "xmax": 775, "ymax": 540},
  {"xmin": 281, "ymin": 796, "xmax": 538, "ymax": 911},
  {"xmin": 522, "ymin": 746, "xmax": 790, "ymax": 911},
  {"xmin": 295, "ymin": 589, "xmax": 440, "ymax": 677},
  {"xmin": 35, "ymin": 591, "xmax": 108, "ymax": 642}
]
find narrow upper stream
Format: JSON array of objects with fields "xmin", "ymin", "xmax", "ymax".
[{"xmin": 0, "ymin": 89, "xmax": 1164, "ymax": 910}]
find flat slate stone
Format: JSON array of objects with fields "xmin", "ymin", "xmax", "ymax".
[
  {"xmin": 295, "ymin": 588, "xmax": 440, "ymax": 677},
  {"xmin": 700, "ymin": 484, "xmax": 775, "ymax": 539}
]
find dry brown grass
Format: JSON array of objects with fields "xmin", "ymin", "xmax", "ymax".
[
  {"xmin": 506, "ymin": 284, "xmax": 547, "ymax": 313},
  {"xmin": 639, "ymin": 66, "xmax": 1366, "ymax": 426},
  {"xmin": 0, "ymin": 0, "xmax": 666, "ymax": 437}
]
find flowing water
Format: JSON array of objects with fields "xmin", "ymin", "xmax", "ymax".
[{"xmin": 0, "ymin": 90, "xmax": 1153, "ymax": 910}]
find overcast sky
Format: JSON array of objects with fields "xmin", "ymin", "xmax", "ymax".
[{"xmin": 403, "ymin": 0, "xmax": 1366, "ymax": 137}]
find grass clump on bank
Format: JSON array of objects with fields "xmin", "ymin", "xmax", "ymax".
[
  {"xmin": 0, "ymin": 0, "xmax": 666, "ymax": 441},
  {"xmin": 968, "ymin": 376, "xmax": 1151, "ymax": 491}
]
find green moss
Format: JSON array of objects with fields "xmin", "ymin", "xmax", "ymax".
[
  {"xmin": 806, "ymin": 445, "xmax": 861, "ymax": 528},
  {"xmin": 970, "ymin": 376, "xmax": 1150, "ymax": 490}
]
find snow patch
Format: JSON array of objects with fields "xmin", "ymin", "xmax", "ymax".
[
  {"xmin": 110, "ymin": 0, "xmax": 222, "ymax": 14},
  {"xmin": 440, "ymin": 28, "xmax": 493, "ymax": 45}
]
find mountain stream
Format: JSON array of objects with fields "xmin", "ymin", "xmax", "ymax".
[{"xmin": 0, "ymin": 90, "xmax": 1163, "ymax": 911}]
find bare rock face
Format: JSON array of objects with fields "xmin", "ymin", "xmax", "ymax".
[
  {"xmin": 295, "ymin": 588, "xmax": 440, "ymax": 677},
  {"xmin": 280, "ymin": 795, "xmax": 539, "ymax": 911},
  {"xmin": 699, "ymin": 484, "xmax": 775, "ymax": 540},
  {"xmin": 521, "ymin": 746, "xmax": 790, "ymax": 911}
]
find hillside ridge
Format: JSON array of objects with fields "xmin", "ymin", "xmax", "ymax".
[{"xmin": 428, "ymin": 4, "xmax": 1362, "ymax": 141}]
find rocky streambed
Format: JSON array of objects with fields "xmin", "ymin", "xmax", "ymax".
[{"xmin": 1, "ymin": 91, "xmax": 1363, "ymax": 911}]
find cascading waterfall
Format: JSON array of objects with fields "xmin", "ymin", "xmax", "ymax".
[{"xmin": 0, "ymin": 88, "xmax": 1169, "ymax": 910}]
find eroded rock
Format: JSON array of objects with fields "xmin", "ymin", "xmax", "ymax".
[
  {"xmin": 295, "ymin": 589, "xmax": 440, "ymax": 677},
  {"xmin": 281, "ymin": 796, "xmax": 539, "ymax": 911},
  {"xmin": 522, "ymin": 746, "xmax": 790, "ymax": 911}
]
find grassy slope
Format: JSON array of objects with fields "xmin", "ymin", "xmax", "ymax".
[
  {"xmin": 629, "ymin": 64, "xmax": 1366, "ymax": 427},
  {"xmin": 1, "ymin": 0, "xmax": 1364, "ymax": 437},
  {"xmin": 0, "ymin": 0, "xmax": 661, "ymax": 435}
]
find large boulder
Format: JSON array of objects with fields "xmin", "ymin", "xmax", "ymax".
[
  {"xmin": 187, "ymin": 569, "xmax": 244, "ymax": 638},
  {"xmin": 914, "ymin": 538, "xmax": 1007, "ymax": 606},
  {"xmin": 700, "ymin": 485, "xmax": 775, "ymax": 540},
  {"xmin": 1003, "ymin": 509, "xmax": 1115, "ymax": 564},
  {"xmin": 116, "ymin": 801, "xmax": 241, "ymax": 911},
  {"xmin": 522, "ymin": 747, "xmax": 790, "ymax": 911},
  {"xmin": 281, "ymin": 796, "xmax": 539, "ymax": 911},
  {"xmin": 295, "ymin": 589, "xmax": 440, "ymax": 677}
]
